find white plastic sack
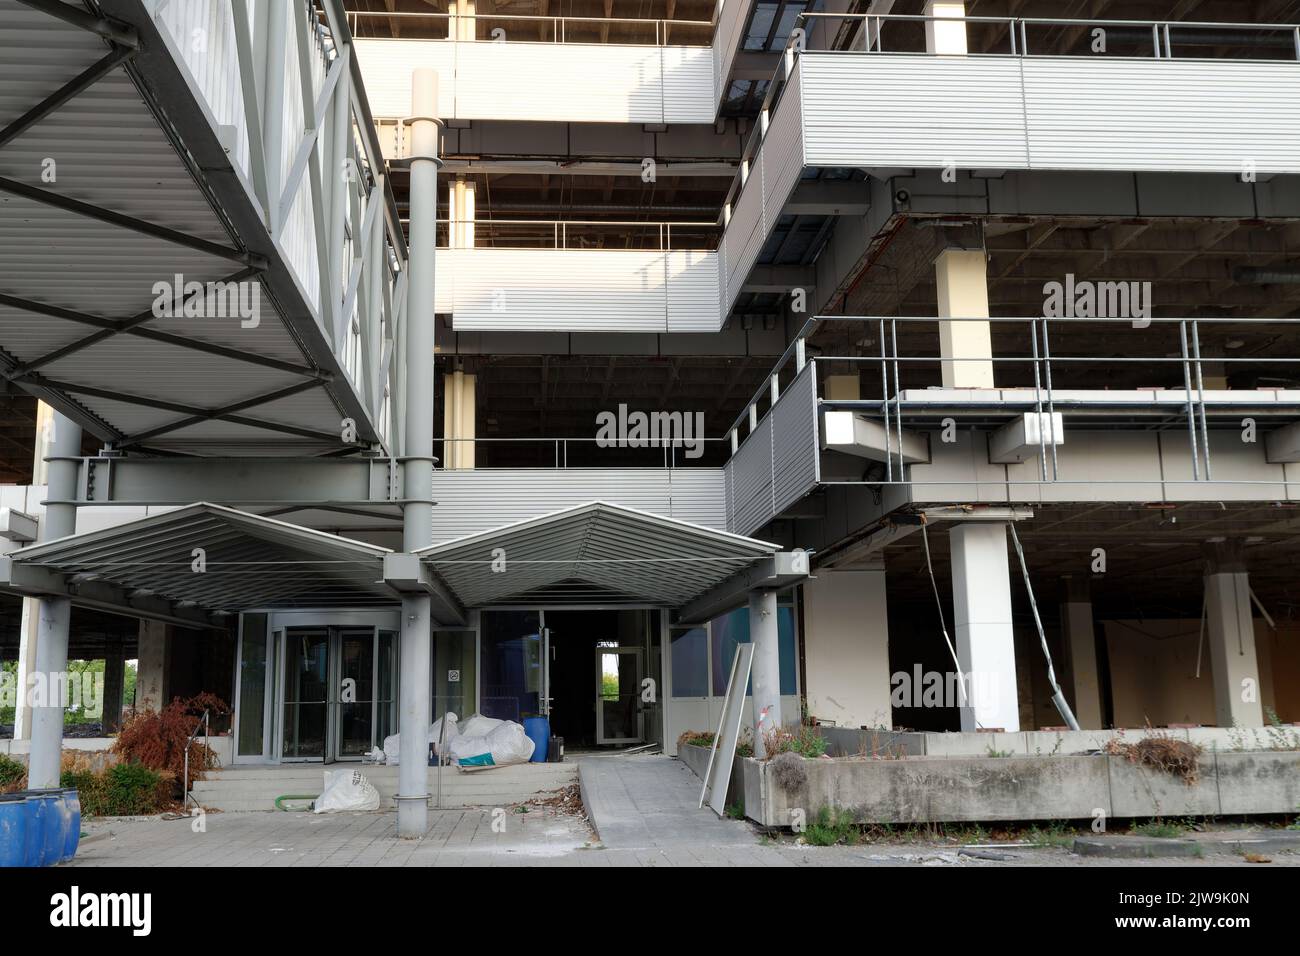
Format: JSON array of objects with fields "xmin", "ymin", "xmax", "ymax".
[
  {"xmin": 486, "ymin": 720, "xmax": 535, "ymax": 765},
  {"xmin": 449, "ymin": 719, "xmax": 535, "ymax": 767},
  {"xmin": 364, "ymin": 746, "xmax": 386, "ymax": 765},
  {"xmin": 381, "ymin": 732, "xmax": 402, "ymax": 766},
  {"xmin": 314, "ymin": 769, "xmax": 381, "ymax": 813},
  {"xmin": 459, "ymin": 714, "xmax": 504, "ymax": 738}
]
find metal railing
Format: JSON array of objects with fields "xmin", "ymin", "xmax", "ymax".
[
  {"xmin": 422, "ymin": 218, "xmax": 720, "ymax": 251},
  {"xmin": 726, "ymin": 314, "xmax": 1300, "ymax": 489},
  {"xmin": 716, "ymin": 11, "xmax": 1300, "ymax": 229},
  {"xmin": 182, "ymin": 708, "xmax": 211, "ymax": 812},
  {"xmin": 345, "ymin": 11, "xmax": 713, "ymax": 46},
  {"xmin": 435, "ymin": 436, "xmax": 732, "ymax": 469},
  {"xmin": 802, "ymin": 12, "xmax": 1300, "ymax": 61}
]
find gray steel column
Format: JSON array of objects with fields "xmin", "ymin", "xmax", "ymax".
[
  {"xmin": 396, "ymin": 68, "xmax": 440, "ymax": 839},
  {"xmin": 27, "ymin": 411, "xmax": 82, "ymax": 788},
  {"xmin": 749, "ymin": 589, "xmax": 782, "ymax": 758}
]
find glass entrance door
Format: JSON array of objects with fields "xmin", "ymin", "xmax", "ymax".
[
  {"xmin": 280, "ymin": 625, "xmax": 397, "ymax": 762},
  {"xmin": 596, "ymin": 646, "xmax": 644, "ymax": 745},
  {"xmin": 335, "ymin": 627, "xmax": 376, "ymax": 758},
  {"xmin": 282, "ymin": 628, "xmax": 329, "ymax": 759}
]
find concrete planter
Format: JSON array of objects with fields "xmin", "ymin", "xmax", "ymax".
[
  {"xmin": 677, "ymin": 743, "xmax": 745, "ymax": 812},
  {"xmin": 741, "ymin": 750, "xmax": 1300, "ymax": 828}
]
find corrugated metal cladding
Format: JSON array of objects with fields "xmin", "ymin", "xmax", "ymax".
[
  {"xmin": 800, "ymin": 53, "xmax": 1300, "ymax": 174},
  {"xmin": 10, "ymin": 504, "xmax": 395, "ymax": 611},
  {"xmin": 438, "ymin": 248, "xmax": 723, "ymax": 332},
  {"xmin": 417, "ymin": 501, "xmax": 775, "ymax": 608},
  {"xmin": 1022, "ymin": 59, "xmax": 1300, "ymax": 173},
  {"xmin": 722, "ymin": 66, "xmax": 806, "ymax": 314},
  {"xmin": 354, "ymin": 39, "xmax": 714, "ymax": 124},
  {"xmin": 725, "ymin": 416, "xmax": 772, "ymax": 535},
  {"xmin": 770, "ymin": 362, "xmax": 820, "ymax": 515},
  {"xmin": 712, "ymin": 0, "xmax": 752, "ymax": 103},
  {"xmin": 799, "ymin": 54, "xmax": 1029, "ymax": 169},
  {"xmin": 724, "ymin": 362, "xmax": 820, "ymax": 536},
  {"xmin": 429, "ymin": 468, "xmax": 727, "ymax": 543}
]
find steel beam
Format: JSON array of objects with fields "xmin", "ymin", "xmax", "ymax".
[
  {"xmin": 0, "ymin": 176, "xmax": 248, "ymax": 263},
  {"xmin": 0, "ymin": 46, "xmax": 134, "ymax": 149},
  {"xmin": 15, "ymin": 0, "xmax": 139, "ymax": 47}
]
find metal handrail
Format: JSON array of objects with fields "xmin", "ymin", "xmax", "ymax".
[
  {"xmin": 181, "ymin": 708, "xmax": 211, "ymax": 812},
  {"xmin": 726, "ymin": 314, "xmax": 1300, "ymax": 487},
  {"xmin": 424, "ymin": 217, "xmax": 720, "ymax": 250},
  {"xmin": 436, "ymin": 436, "xmax": 730, "ymax": 470},
  {"xmin": 347, "ymin": 11, "xmax": 713, "ymax": 47}
]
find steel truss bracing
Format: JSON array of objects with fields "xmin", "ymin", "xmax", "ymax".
[{"xmin": 0, "ymin": 0, "xmax": 410, "ymax": 457}]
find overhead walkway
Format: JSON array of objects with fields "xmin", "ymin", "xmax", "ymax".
[{"xmin": 0, "ymin": 0, "xmax": 404, "ymax": 456}]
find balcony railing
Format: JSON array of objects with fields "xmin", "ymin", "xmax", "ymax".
[
  {"xmin": 345, "ymin": 11, "xmax": 714, "ymax": 47},
  {"xmin": 721, "ymin": 315, "xmax": 1300, "ymax": 533}
]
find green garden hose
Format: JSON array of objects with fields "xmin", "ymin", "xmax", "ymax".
[{"xmin": 274, "ymin": 794, "xmax": 316, "ymax": 812}]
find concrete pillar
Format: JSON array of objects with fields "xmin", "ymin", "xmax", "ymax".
[
  {"xmin": 26, "ymin": 410, "xmax": 81, "ymax": 788},
  {"xmin": 396, "ymin": 67, "xmax": 440, "ymax": 839},
  {"xmin": 802, "ymin": 564, "xmax": 892, "ymax": 729},
  {"xmin": 135, "ymin": 620, "xmax": 170, "ymax": 712},
  {"xmin": 1060, "ymin": 576, "xmax": 1104, "ymax": 729},
  {"xmin": 442, "ymin": 368, "xmax": 476, "ymax": 469},
  {"xmin": 101, "ymin": 637, "xmax": 125, "ymax": 734},
  {"xmin": 924, "ymin": 1, "xmax": 968, "ymax": 55},
  {"xmin": 15, "ymin": 401, "xmax": 56, "ymax": 739},
  {"xmin": 935, "ymin": 248, "xmax": 994, "ymax": 388},
  {"xmin": 1203, "ymin": 542, "xmax": 1264, "ymax": 728},
  {"xmin": 749, "ymin": 589, "xmax": 781, "ymax": 758},
  {"xmin": 950, "ymin": 522, "xmax": 1019, "ymax": 731}
]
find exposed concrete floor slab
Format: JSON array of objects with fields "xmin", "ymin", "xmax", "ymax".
[{"xmin": 577, "ymin": 754, "xmax": 756, "ymax": 849}]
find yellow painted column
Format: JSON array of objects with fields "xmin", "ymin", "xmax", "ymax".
[
  {"xmin": 442, "ymin": 369, "xmax": 476, "ymax": 469},
  {"xmin": 935, "ymin": 248, "xmax": 995, "ymax": 388},
  {"xmin": 924, "ymin": 1, "xmax": 968, "ymax": 55}
]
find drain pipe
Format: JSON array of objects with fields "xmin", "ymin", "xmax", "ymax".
[{"xmin": 396, "ymin": 68, "xmax": 440, "ymax": 840}]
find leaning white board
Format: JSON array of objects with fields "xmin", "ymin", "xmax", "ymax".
[{"xmin": 699, "ymin": 642, "xmax": 754, "ymax": 817}]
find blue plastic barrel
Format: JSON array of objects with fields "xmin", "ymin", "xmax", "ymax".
[
  {"xmin": 59, "ymin": 789, "xmax": 81, "ymax": 863},
  {"xmin": 0, "ymin": 794, "xmax": 26, "ymax": 867},
  {"xmin": 522, "ymin": 716, "xmax": 550, "ymax": 763},
  {"xmin": 24, "ymin": 790, "xmax": 62, "ymax": 867}
]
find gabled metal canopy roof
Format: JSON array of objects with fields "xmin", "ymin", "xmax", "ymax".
[
  {"xmin": 414, "ymin": 500, "xmax": 781, "ymax": 608},
  {"xmin": 0, "ymin": 502, "xmax": 395, "ymax": 622},
  {"xmin": 0, "ymin": 500, "xmax": 798, "ymax": 626}
]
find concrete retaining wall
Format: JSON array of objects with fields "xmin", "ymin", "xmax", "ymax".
[
  {"xmin": 742, "ymin": 750, "xmax": 1300, "ymax": 828},
  {"xmin": 815, "ymin": 726, "xmax": 1300, "ymax": 758},
  {"xmin": 678, "ymin": 743, "xmax": 745, "ymax": 810}
]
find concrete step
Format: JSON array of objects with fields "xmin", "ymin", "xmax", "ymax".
[{"xmin": 192, "ymin": 761, "xmax": 577, "ymax": 813}]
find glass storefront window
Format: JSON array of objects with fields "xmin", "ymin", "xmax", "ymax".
[
  {"xmin": 479, "ymin": 611, "xmax": 541, "ymax": 722},
  {"xmin": 431, "ymin": 629, "xmax": 477, "ymax": 721},
  {"xmin": 669, "ymin": 626, "xmax": 708, "ymax": 698},
  {"xmin": 709, "ymin": 602, "xmax": 798, "ymax": 697},
  {"xmin": 236, "ymin": 614, "xmax": 268, "ymax": 757}
]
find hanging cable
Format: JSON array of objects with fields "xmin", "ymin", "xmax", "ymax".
[
  {"xmin": 1008, "ymin": 523, "xmax": 1080, "ymax": 731},
  {"xmin": 920, "ymin": 521, "xmax": 971, "ymax": 715}
]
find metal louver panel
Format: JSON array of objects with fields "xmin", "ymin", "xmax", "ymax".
[
  {"xmin": 416, "ymin": 500, "xmax": 776, "ymax": 608},
  {"xmin": 712, "ymin": 0, "xmax": 752, "ymax": 103},
  {"xmin": 1022, "ymin": 58, "xmax": 1300, "ymax": 173},
  {"xmin": 799, "ymin": 53, "xmax": 1028, "ymax": 169},
  {"xmin": 438, "ymin": 248, "xmax": 725, "ymax": 333},
  {"xmin": 728, "ymin": 416, "xmax": 773, "ymax": 536},
  {"xmin": 771, "ymin": 362, "xmax": 819, "ymax": 515},
  {"xmin": 429, "ymin": 468, "xmax": 727, "ymax": 542},
  {"xmin": 356, "ymin": 39, "xmax": 712, "ymax": 124}
]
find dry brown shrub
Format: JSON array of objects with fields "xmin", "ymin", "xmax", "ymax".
[{"xmin": 112, "ymin": 692, "xmax": 230, "ymax": 796}]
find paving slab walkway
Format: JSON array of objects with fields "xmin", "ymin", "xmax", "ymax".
[{"xmin": 576, "ymin": 753, "xmax": 759, "ymax": 849}]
